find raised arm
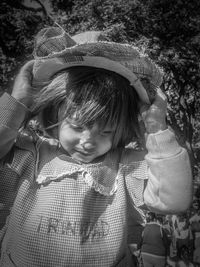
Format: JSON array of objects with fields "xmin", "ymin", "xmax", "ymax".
[
  {"xmin": 140, "ymin": 89, "xmax": 192, "ymax": 213},
  {"xmin": 0, "ymin": 61, "xmax": 34, "ymax": 159}
]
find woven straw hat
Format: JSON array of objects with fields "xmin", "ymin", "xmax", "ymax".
[{"xmin": 32, "ymin": 26, "xmax": 163, "ymax": 104}]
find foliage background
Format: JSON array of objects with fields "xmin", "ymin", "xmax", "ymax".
[{"xmin": 0, "ymin": 0, "xmax": 200, "ymax": 195}]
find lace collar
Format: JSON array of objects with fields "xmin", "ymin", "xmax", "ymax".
[{"xmin": 35, "ymin": 137, "xmax": 121, "ymax": 196}]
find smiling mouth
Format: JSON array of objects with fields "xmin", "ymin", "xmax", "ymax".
[{"xmin": 75, "ymin": 149, "xmax": 94, "ymax": 156}]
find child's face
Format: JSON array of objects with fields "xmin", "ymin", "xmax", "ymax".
[{"xmin": 58, "ymin": 118, "xmax": 114, "ymax": 163}]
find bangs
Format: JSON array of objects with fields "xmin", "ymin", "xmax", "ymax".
[
  {"xmin": 58, "ymin": 67, "xmax": 140, "ymax": 147},
  {"xmin": 59, "ymin": 70, "xmax": 121, "ymax": 129},
  {"xmin": 32, "ymin": 67, "xmax": 140, "ymax": 147}
]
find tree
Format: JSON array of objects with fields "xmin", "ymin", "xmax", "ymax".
[
  {"xmin": 140, "ymin": 0, "xmax": 200, "ymax": 175},
  {"xmin": 0, "ymin": 0, "xmax": 51, "ymax": 92}
]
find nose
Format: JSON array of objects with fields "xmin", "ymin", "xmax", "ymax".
[
  {"xmin": 80, "ymin": 126, "xmax": 98, "ymax": 150},
  {"xmin": 82, "ymin": 142, "xmax": 95, "ymax": 150},
  {"xmin": 82, "ymin": 124, "xmax": 99, "ymax": 140}
]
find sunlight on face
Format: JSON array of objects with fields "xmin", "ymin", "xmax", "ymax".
[{"xmin": 58, "ymin": 119, "xmax": 115, "ymax": 163}]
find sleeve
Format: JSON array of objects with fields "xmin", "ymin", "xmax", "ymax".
[
  {"xmin": 0, "ymin": 93, "xmax": 37, "ymax": 241},
  {"xmin": 120, "ymin": 149, "xmax": 148, "ymax": 245},
  {"xmin": 143, "ymin": 128, "xmax": 192, "ymax": 214},
  {"xmin": 0, "ymin": 93, "xmax": 30, "ymax": 159},
  {"xmin": 123, "ymin": 159, "xmax": 148, "ymax": 209}
]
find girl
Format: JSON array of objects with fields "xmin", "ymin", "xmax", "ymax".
[{"xmin": 0, "ymin": 27, "xmax": 192, "ymax": 267}]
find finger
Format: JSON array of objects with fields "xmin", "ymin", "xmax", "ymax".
[
  {"xmin": 151, "ymin": 88, "xmax": 167, "ymax": 111},
  {"xmin": 20, "ymin": 60, "xmax": 35, "ymax": 73},
  {"xmin": 155, "ymin": 87, "xmax": 167, "ymax": 102},
  {"xmin": 18, "ymin": 60, "xmax": 35, "ymax": 82},
  {"xmin": 157, "ymin": 87, "xmax": 166, "ymax": 100},
  {"xmin": 18, "ymin": 60, "xmax": 35, "ymax": 78}
]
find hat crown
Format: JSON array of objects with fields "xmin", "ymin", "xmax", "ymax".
[
  {"xmin": 33, "ymin": 26, "xmax": 163, "ymax": 104},
  {"xmin": 34, "ymin": 27, "xmax": 76, "ymax": 58},
  {"xmin": 72, "ymin": 31, "xmax": 104, "ymax": 43}
]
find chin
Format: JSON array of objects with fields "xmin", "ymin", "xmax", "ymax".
[{"xmin": 73, "ymin": 154, "xmax": 95, "ymax": 163}]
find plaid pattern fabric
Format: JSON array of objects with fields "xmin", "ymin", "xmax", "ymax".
[
  {"xmin": 0, "ymin": 137, "xmax": 147, "ymax": 267},
  {"xmin": 0, "ymin": 94, "xmax": 147, "ymax": 267},
  {"xmin": 33, "ymin": 27, "xmax": 163, "ymax": 104},
  {"xmin": 0, "ymin": 93, "xmax": 192, "ymax": 266}
]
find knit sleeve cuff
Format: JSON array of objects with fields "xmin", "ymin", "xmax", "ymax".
[
  {"xmin": 145, "ymin": 128, "xmax": 182, "ymax": 159},
  {"xmin": 0, "ymin": 92, "xmax": 30, "ymax": 129}
]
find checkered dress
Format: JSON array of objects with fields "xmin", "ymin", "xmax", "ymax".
[
  {"xmin": 0, "ymin": 93, "xmax": 191, "ymax": 266},
  {"xmin": 0, "ymin": 93, "xmax": 148, "ymax": 267}
]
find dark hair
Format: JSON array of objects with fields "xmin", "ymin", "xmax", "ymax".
[{"xmin": 31, "ymin": 67, "xmax": 141, "ymax": 148}]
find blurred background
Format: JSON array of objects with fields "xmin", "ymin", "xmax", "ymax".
[{"xmin": 0, "ymin": 0, "xmax": 200, "ymax": 198}]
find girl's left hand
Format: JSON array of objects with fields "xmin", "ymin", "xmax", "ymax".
[{"xmin": 140, "ymin": 88, "xmax": 167, "ymax": 134}]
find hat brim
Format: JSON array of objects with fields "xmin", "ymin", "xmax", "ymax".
[{"xmin": 33, "ymin": 55, "xmax": 150, "ymax": 104}]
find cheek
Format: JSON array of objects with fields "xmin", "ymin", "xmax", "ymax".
[
  {"xmin": 97, "ymin": 136, "xmax": 113, "ymax": 152},
  {"xmin": 59, "ymin": 127, "xmax": 79, "ymax": 148}
]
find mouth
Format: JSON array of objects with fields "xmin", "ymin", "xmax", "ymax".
[{"xmin": 75, "ymin": 149, "xmax": 94, "ymax": 156}]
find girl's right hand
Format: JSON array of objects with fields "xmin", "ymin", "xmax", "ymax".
[{"xmin": 11, "ymin": 60, "xmax": 35, "ymax": 108}]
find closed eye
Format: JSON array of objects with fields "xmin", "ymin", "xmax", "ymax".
[
  {"xmin": 65, "ymin": 118, "xmax": 84, "ymax": 131},
  {"xmin": 100, "ymin": 130, "xmax": 113, "ymax": 136},
  {"xmin": 70, "ymin": 124, "xmax": 84, "ymax": 131}
]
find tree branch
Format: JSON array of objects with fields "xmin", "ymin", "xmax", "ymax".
[
  {"xmin": 3, "ymin": 0, "xmax": 48, "ymax": 16},
  {"xmin": 29, "ymin": 0, "xmax": 48, "ymax": 16}
]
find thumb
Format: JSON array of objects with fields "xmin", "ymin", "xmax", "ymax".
[
  {"xmin": 18, "ymin": 60, "xmax": 35, "ymax": 80},
  {"xmin": 12, "ymin": 60, "xmax": 35, "ymax": 107}
]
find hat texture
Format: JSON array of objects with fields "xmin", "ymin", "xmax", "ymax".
[{"xmin": 33, "ymin": 27, "xmax": 163, "ymax": 104}]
